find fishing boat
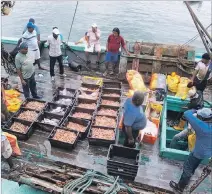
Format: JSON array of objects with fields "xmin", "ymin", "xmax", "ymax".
[{"xmin": 1, "ymin": 35, "xmax": 212, "ymax": 194}]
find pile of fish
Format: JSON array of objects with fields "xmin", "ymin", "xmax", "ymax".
[
  {"xmin": 10, "ymin": 122, "xmax": 28, "ymax": 133},
  {"xmin": 101, "ymin": 99, "xmax": 120, "ymax": 106},
  {"xmin": 80, "ymin": 86, "xmax": 99, "ymax": 92},
  {"xmin": 50, "ymin": 107, "xmax": 66, "ymax": 115},
  {"xmin": 59, "ymin": 89, "xmax": 74, "ymax": 97},
  {"xmin": 78, "ymin": 103, "xmax": 96, "ymax": 109},
  {"xmin": 103, "ymin": 93, "xmax": 120, "ymax": 98},
  {"xmin": 67, "ymin": 122, "xmax": 86, "ymax": 132},
  {"xmin": 25, "ymin": 101, "xmax": 45, "ymax": 111},
  {"xmin": 97, "ymin": 108, "xmax": 117, "ymax": 117},
  {"xmin": 79, "ymin": 91, "xmax": 98, "ymax": 100},
  {"xmin": 94, "ymin": 116, "xmax": 116, "ymax": 128},
  {"xmin": 91, "ymin": 128, "xmax": 115, "ymax": 140},
  {"xmin": 72, "ymin": 112, "xmax": 92, "ymax": 120},
  {"xmin": 18, "ymin": 110, "xmax": 38, "ymax": 122},
  {"xmin": 55, "ymin": 98, "xmax": 72, "ymax": 105},
  {"xmin": 53, "ymin": 129, "xmax": 77, "ymax": 143},
  {"xmin": 167, "ymin": 118, "xmax": 180, "ymax": 127},
  {"xmin": 41, "ymin": 118, "xmax": 60, "ymax": 126}
]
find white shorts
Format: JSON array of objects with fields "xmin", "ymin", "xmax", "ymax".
[
  {"xmin": 1, "ymin": 138, "xmax": 12, "ymax": 159},
  {"xmin": 29, "ymin": 49, "xmax": 40, "ymax": 60},
  {"xmin": 84, "ymin": 43, "xmax": 101, "ymax": 53}
]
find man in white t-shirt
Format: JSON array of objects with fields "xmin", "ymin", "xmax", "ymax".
[
  {"xmin": 22, "ymin": 22, "xmax": 45, "ymax": 70},
  {"xmin": 46, "ymin": 28, "xmax": 66, "ymax": 81},
  {"xmin": 85, "ymin": 23, "xmax": 101, "ymax": 69},
  {"xmin": 191, "ymin": 53, "xmax": 212, "ymax": 92}
]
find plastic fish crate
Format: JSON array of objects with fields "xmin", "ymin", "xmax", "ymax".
[
  {"xmin": 21, "ymin": 98, "xmax": 47, "ymax": 111},
  {"xmin": 55, "ymin": 87, "xmax": 77, "ymax": 98},
  {"xmin": 102, "ymin": 88, "xmax": 122, "ymax": 98},
  {"xmin": 3, "ymin": 118, "xmax": 35, "ymax": 140},
  {"xmin": 92, "ymin": 115, "xmax": 118, "ymax": 129},
  {"xmin": 14, "ymin": 108, "xmax": 40, "ymax": 123},
  {"xmin": 80, "ymin": 83, "xmax": 101, "ymax": 92},
  {"xmin": 52, "ymin": 94, "xmax": 76, "ymax": 106},
  {"xmin": 78, "ymin": 90, "xmax": 101, "ymax": 101},
  {"xmin": 87, "ymin": 126, "xmax": 116, "ymax": 147},
  {"xmin": 107, "ymin": 145, "xmax": 139, "ymax": 180},
  {"xmin": 61, "ymin": 116, "xmax": 91, "ymax": 139},
  {"xmin": 103, "ymin": 81, "xmax": 122, "ymax": 89},
  {"xmin": 44, "ymin": 102, "xmax": 70, "ymax": 117},
  {"xmin": 69, "ymin": 107, "xmax": 95, "ymax": 121},
  {"xmin": 36, "ymin": 111, "xmax": 64, "ymax": 131},
  {"xmin": 100, "ymin": 96, "xmax": 121, "ymax": 108},
  {"xmin": 48, "ymin": 127, "xmax": 79, "ymax": 150},
  {"xmin": 34, "ymin": 121, "xmax": 55, "ymax": 132},
  {"xmin": 96, "ymin": 105, "xmax": 119, "ymax": 117},
  {"xmin": 75, "ymin": 98, "xmax": 98, "ymax": 110}
]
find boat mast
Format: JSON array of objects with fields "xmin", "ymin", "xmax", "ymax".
[{"xmin": 184, "ymin": 1, "xmax": 212, "ymax": 58}]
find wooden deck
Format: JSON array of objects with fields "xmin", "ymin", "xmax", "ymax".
[{"xmin": 1, "ymin": 60, "xmax": 212, "ymax": 194}]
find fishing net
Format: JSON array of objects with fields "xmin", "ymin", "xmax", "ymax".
[{"xmin": 1, "ymin": 43, "xmax": 17, "ymax": 75}]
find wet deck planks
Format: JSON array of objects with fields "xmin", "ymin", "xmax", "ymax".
[{"xmin": 1, "ymin": 61, "xmax": 212, "ymax": 193}]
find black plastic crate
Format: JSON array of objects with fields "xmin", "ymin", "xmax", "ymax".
[
  {"xmin": 102, "ymin": 88, "xmax": 121, "ymax": 98},
  {"xmin": 69, "ymin": 107, "xmax": 95, "ymax": 121},
  {"xmin": 34, "ymin": 121, "xmax": 55, "ymax": 132},
  {"xmin": 36, "ymin": 112, "xmax": 64, "ymax": 129},
  {"xmin": 21, "ymin": 98, "xmax": 47, "ymax": 111},
  {"xmin": 78, "ymin": 90, "xmax": 100, "ymax": 101},
  {"xmin": 100, "ymin": 96, "xmax": 121, "ymax": 108},
  {"xmin": 88, "ymin": 126, "xmax": 116, "ymax": 147},
  {"xmin": 103, "ymin": 81, "xmax": 122, "ymax": 89},
  {"xmin": 48, "ymin": 127, "xmax": 79, "ymax": 150},
  {"xmin": 92, "ymin": 115, "xmax": 118, "ymax": 128},
  {"xmin": 52, "ymin": 94, "xmax": 75, "ymax": 106},
  {"xmin": 107, "ymin": 169, "xmax": 136, "ymax": 181},
  {"xmin": 107, "ymin": 144, "xmax": 139, "ymax": 180},
  {"xmin": 14, "ymin": 108, "xmax": 40, "ymax": 122},
  {"xmin": 75, "ymin": 98, "xmax": 98, "ymax": 110},
  {"xmin": 44, "ymin": 102, "xmax": 70, "ymax": 116},
  {"xmin": 96, "ymin": 105, "xmax": 119, "ymax": 117},
  {"xmin": 55, "ymin": 87, "xmax": 77, "ymax": 98},
  {"xmin": 80, "ymin": 83, "xmax": 100, "ymax": 92},
  {"xmin": 61, "ymin": 116, "xmax": 91, "ymax": 139},
  {"xmin": 3, "ymin": 118, "xmax": 35, "ymax": 140}
]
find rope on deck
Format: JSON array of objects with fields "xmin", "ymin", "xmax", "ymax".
[{"xmin": 62, "ymin": 170, "xmax": 134, "ymax": 194}]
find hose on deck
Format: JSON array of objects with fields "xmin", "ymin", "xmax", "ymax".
[{"xmin": 62, "ymin": 170, "xmax": 134, "ymax": 194}]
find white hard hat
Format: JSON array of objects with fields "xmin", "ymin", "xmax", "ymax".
[
  {"xmin": 197, "ymin": 108, "xmax": 212, "ymax": 119},
  {"xmin": 52, "ymin": 28, "xmax": 60, "ymax": 35},
  {"xmin": 92, "ymin": 23, "xmax": 97, "ymax": 28}
]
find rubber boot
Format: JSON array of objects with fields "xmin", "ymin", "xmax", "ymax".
[
  {"xmin": 169, "ymin": 181, "xmax": 184, "ymax": 193},
  {"xmin": 173, "ymin": 119, "xmax": 186, "ymax": 131},
  {"xmin": 6, "ymin": 157, "xmax": 14, "ymax": 169}
]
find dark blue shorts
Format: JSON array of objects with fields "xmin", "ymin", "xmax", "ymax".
[{"xmin": 105, "ymin": 51, "xmax": 119, "ymax": 62}]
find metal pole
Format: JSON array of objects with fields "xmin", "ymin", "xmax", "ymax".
[
  {"xmin": 185, "ymin": 1, "xmax": 212, "ymax": 56},
  {"xmin": 185, "ymin": 1, "xmax": 212, "ymax": 42}
]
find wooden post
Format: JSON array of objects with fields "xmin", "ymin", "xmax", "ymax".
[
  {"xmin": 152, "ymin": 46, "xmax": 163, "ymax": 73},
  {"xmin": 132, "ymin": 42, "xmax": 142, "ymax": 71}
]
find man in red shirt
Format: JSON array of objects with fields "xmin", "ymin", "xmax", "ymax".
[{"xmin": 104, "ymin": 28, "xmax": 130, "ymax": 76}]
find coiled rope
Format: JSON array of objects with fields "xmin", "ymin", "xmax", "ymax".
[{"xmin": 62, "ymin": 170, "xmax": 134, "ymax": 194}]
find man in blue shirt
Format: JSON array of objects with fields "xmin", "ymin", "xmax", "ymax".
[
  {"xmin": 170, "ymin": 108, "xmax": 212, "ymax": 193},
  {"xmin": 23, "ymin": 18, "xmax": 40, "ymax": 42},
  {"xmin": 122, "ymin": 91, "xmax": 147, "ymax": 148}
]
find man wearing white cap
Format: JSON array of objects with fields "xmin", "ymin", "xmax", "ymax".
[
  {"xmin": 46, "ymin": 28, "xmax": 66, "ymax": 81},
  {"xmin": 85, "ymin": 23, "xmax": 101, "ymax": 69},
  {"xmin": 170, "ymin": 107, "xmax": 212, "ymax": 193}
]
